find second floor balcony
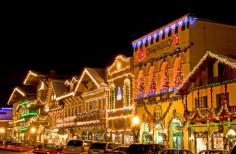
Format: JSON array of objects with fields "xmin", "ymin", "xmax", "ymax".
[{"xmin": 76, "ymin": 110, "xmax": 105, "ymax": 122}]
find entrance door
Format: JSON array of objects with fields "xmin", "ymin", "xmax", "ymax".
[
  {"xmin": 154, "ymin": 124, "xmax": 163, "ymax": 144},
  {"xmin": 170, "ymin": 118, "xmax": 183, "ymax": 149}
]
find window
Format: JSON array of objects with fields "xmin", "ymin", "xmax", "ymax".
[
  {"xmin": 162, "ymin": 32, "xmax": 165, "ymax": 40},
  {"xmin": 175, "ymin": 25, "xmax": 178, "ymax": 34},
  {"xmin": 109, "ymin": 84, "xmax": 116, "ymax": 109},
  {"xmin": 150, "ymin": 38, "xmax": 154, "ymax": 44},
  {"xmin": 181, "ymin": 23, "xmax": 186, "ymax": 31},
  {"xmin": 123, "ymin": 79, "xmax": 131, "ymax": 107},
  {"xmin": 168, "ymin": 29, "xmax": 172, "ymax": 37},
  {"xmin": 216, "ymin": 93, "xmax": 229, "ymax": 111},
  {"xmin": 195, "ymin": 96, "xmax": 208, "ymax": 109},
  {"xmin": 156, "ymin": 35, "xmax": 159, "ymax": 42},
  {"xmin": 145, "ymin": 41, "xmax": 148, "ymax": 47},
  {"xmin": 218, "ymin": 63, "xmax": 224, "ymax": 76}
]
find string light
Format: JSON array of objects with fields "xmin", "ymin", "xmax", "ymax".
[
  {"xmin": 132, "ymin": 14, "xmax": 196, "ymax": 48},
  {"xmin": 74, "ymin": 68, "xmax": 101, "ymax": 94},
  {"xmin": 176, "ymin": 51, "xmax": 236, "ymax": 95},
  {"xmin": 8, "ymin": 87, "xmax": 26, "ymax": 104},
  {"xmin": 23, "ymin": 70, "xmax": 38, "ymax": 85},
  {"xmin": 107, "ymin": 114, "xmax": 133, "ymax": 120},
  {"xmin": 107, "ymin": 55, "xmax": 131, "ymax": 75}
]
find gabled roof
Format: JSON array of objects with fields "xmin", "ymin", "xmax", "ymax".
[
  {"xmin": 107, "ymin": 55, "xmax": 132, "ymax": 76},
  {"xmin": 74, "ymin": 67, "xmax": 106, "ymax": 93},
  {"xmin": 175, "ymin": 51, "xmax": 236, "ymax": 95},
  {"xmin": 7, "ymin": 85, "xmax": 36, "ymax": 104},
  {"xmin": 56, "ymin": 67, "xmax": 106, "ymax": 101},
  {"xmin": 52, "ymin": 79, "xmax": 66, "ymax": 98},
  {"xmin": 23, "ymin": 70, "xmax": 44, "ymax": 85}
]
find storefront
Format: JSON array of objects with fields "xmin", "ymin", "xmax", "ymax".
[
  {"xmin": 154, "ymin": 123, "xmax": 163, "ymax": 144},
  {"xmin": 169, "ymin": 118, "xmax": 183, "ymax": 149}
]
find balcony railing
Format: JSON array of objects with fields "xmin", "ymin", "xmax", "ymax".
[
  {"xmin": 76, "ymin": 110, "xmax": 105, "ymax": 122},
  {"xmin": 229, "ymin": 106, "xmax": 236, "ymax": 113}
]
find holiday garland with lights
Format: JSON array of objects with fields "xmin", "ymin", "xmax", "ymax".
[
  {"xmin": 138, "ymin": 75, "xmax": 145, "ymax": 98},
  {"xmin": 174, "ymin": 64, "xmax": 184, "ymax": 87},
  {"xmin": 148, "ymin": 71, "xmax": 157, "ymax": 96},
  {"xmin": 123, "ymin": 79, "xmax": 131, "ymax": 107}
]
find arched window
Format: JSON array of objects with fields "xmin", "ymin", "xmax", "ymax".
[
  {"xmin": 137, "ymin": 70, "xmax": 145, "ymax": 99},
  {"xmin": 148, "ymin": 66, "xmax": 156, "ymax": 96},
  {"xmin": 173, "ymin": 56, "xmax": 184, "ymax": 88},
  {"xmin": 160, "ymin": 61, "xmax": 169, "ymax": 93},
  {"xmin": 109, "ymin": 84, "xmax": 116, "ymax": 109},
  {"xmin": 123, "ymin": 79, "xmax": 131, "ymax": 107}
]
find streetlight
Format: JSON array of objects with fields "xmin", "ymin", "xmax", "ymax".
[{"xmin": 132, "ymin": 116, "xmax": 140, "ymax": 143}]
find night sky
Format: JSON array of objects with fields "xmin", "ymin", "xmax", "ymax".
[{"xmin": 0, "ymin": 0, "xmax": 235, "ymax": 106}]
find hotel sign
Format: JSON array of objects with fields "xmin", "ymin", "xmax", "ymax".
[{"xmin": 147, "ymin": 34, "xmax": 179, "ymax": 55}]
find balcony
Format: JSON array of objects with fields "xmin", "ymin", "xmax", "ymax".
[
  {"xmin": 229, "ymin": 106, "xmax": 236, "ymax": 113},
  {"xmin": 76, "ymin": 110, "xmax": 105, "ymax": 122}
]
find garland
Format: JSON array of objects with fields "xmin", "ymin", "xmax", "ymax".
[{"xmin": 134, "ymin": 44, "xmax": 192, "ymax": 69}]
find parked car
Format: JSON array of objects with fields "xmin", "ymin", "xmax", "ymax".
[
  {"xmin": 231, "ymin": 145, "xmax": 236, "ymax": 154},
  {"xmin": 159, "ymin": 149, "xmax": 193, "ymax": 154},
  {"xmin": 88, "ymin": 142, "xmax": 121, "ymax": 154},
  {"xmin": 108, "ymin": 146, "xmax": 129, "ymax": 154},
  {"xmin": 126, "ymin": 143, "xmax": 166, "ymax": 154},
  {"xmin": 65, "ymin": 140, "xmax": 94, "ymax": 154},
  {"xmin": 33, "ymin": 143, "xmax": 63, "ymax": 154},
  {"xmin": 199, "ymin": 150, "xmax": 229, "ymax": 154}
]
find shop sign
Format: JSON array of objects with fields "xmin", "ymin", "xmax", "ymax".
[{"xmin": 146, "ymin": 35, "xmax": 179, "ymax": 54}]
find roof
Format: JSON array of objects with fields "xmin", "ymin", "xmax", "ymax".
[
  {"xmin": 55, "ymin": 67, "xmax": 106, "ymax": 101},
  {"xmin": 52, "ymin": 79, "xmax": 66, "ymax": 98},
  {"xmin": 85, "ymin": 68, "xmax": 106, "ymax": 86},
  {"xmin": 7, "ymin": 85, "xmax": 36, "ymax": 104},
  {"xmin": 175, "ymin": 51, "xmax": 236, "ymax": 95}
]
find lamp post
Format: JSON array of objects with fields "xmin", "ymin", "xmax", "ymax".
[{"xmin": 131, "ymin": 116, "xmax": 140, "ymax": 143}]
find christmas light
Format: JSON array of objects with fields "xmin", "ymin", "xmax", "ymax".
[
  {"xmin": 55, "ymin": 92, "xmax": 74, "ymax": 101},
  {"xmin": 132, "ymin": 14, "xmax": 195, "ymax": 48},
  {"xmin": 176, "ymin": 51, "xmax": 236, "ymax": 95},
  {"xmin": 74, "ymin": 68, "xmax": 101, "ymax": 94},
  {"xmin": 107, "ymin": 114, "xmax": 133, "ymax": 120},
  {"xmin": 7, "ymin": 87, "xmax": 26, "ymax": 104},
  {"xmin": 107, "ymin": 55, "xmax": 131, "ymax": 76},
  {"xmin": 123, "ymin": 79, "xmax": 131, "ymax": 107},
  {"xmin": 23, "ymin": 70, "xmax": 38, "ymax": 85},
  {"xmin": 21, "ymin": 111, "xmax": 38, "ymax": 118}
]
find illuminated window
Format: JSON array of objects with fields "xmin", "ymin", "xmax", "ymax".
[
  {"xmin": 160, "ymin": 61, "xmax": 169, "ymax": 93},
  {"xmin": 109, "ymin": 84, "xmax": 116, "ymax": 109},
  {"xmin": 123, "ymin": 79, "xmax": 131, "ymax": 107},
  {"xmin": 137, "ymin": 70, "xmax": 145, "ymax": 98},
  {"xmin": 117, "ymin": 87, "xmax": 122, "ymax": 100},
  {"xmin": 173, "ymin": 56, "xmax": 184, "ymax": 88},
  {"xmin": 148, "ymin": 66, "xmax": 156, "ymax": 96}
]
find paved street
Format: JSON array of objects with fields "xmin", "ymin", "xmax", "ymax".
[{"xmin": 0, "ymin": 150, "xmax": 32, "ymax": 154}]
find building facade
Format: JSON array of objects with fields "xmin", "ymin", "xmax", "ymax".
[
  {"xmin": 131, "ymin": 14, "xmax": 236, "ymax": 148},
  {"xmin": 57, "ymin": 68, "xmax": 108, "ymax": 142},
  {"xmin": 176, "ymin": 51, "xmax": 236, "ymax": 153},
  {"xmin": 106, "ymin": 55, "xmax": 134, "ymax": 144}
]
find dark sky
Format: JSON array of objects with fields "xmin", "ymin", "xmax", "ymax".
[{"xmin": 0, "ymin": 0, "xmax": 235, "ymax": 106}]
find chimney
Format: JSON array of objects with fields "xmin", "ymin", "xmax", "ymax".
[{"xmin": 50, "ymin": 70, "xmax": 56, "ymax": 76}]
